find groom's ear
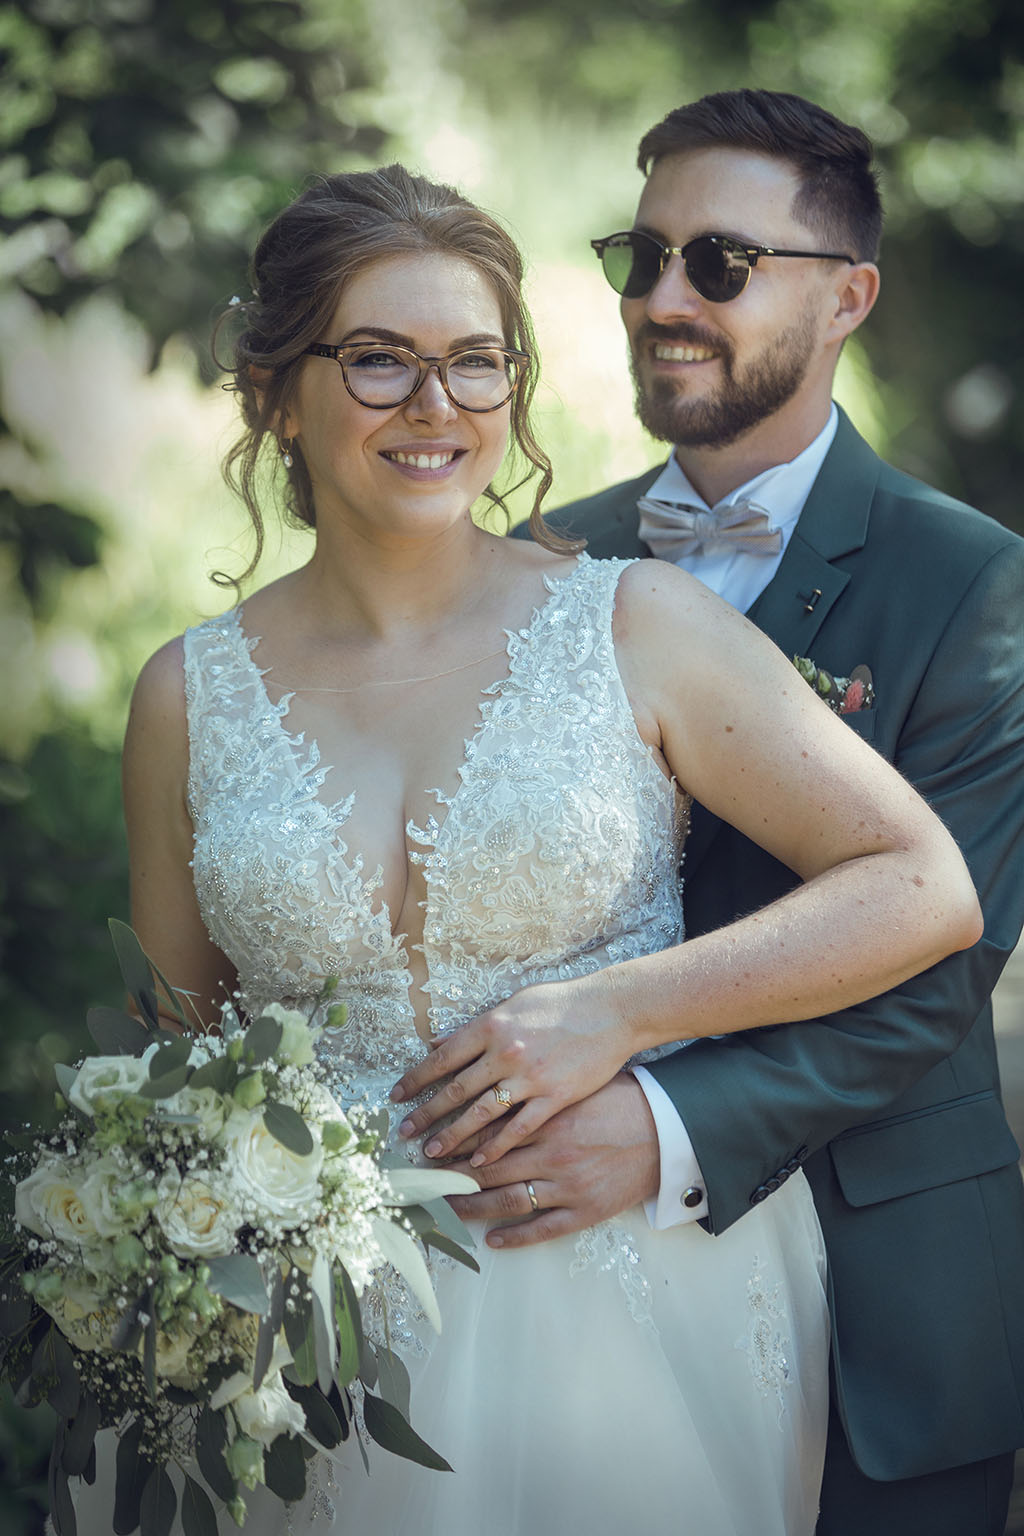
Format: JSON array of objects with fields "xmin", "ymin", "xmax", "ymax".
[{"xmin": 826, "ymin": 261, "xmax": 880, "ymax": 345}]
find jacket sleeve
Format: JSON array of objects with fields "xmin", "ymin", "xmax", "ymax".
[{"xmin": 646, "ymin": 536, "xmax": 1024, "ymax": 1233}]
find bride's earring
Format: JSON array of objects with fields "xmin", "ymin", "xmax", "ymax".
[{"xmin": 280, "ymin": 437, "xmax": 294, "ymax": 469}]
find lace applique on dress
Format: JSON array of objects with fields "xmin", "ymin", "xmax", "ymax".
[
  {"xmin": 570, "ymin": 1221, "xmax": 656, "ymax": 1331},
  {"xmin": 735, "ymin": 1254, "xmax": 792, "ymax": 1426},
  {"xmin": 184, "ymin": 554, "xmax": 691, "ymax": 1320}
]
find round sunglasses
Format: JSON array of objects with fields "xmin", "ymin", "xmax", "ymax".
[{"xmin": 591, "ymin": 230, "xmax": 854, "ymax": 304}]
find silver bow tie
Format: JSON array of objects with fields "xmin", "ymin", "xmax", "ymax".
[{"xmin": 637, "ymin": 496, "xmax": 784, "ymax": 561}]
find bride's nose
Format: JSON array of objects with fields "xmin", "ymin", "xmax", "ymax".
[{"xmin": 403, "ymin": 366, "xmax": 459, "ymax": 425}]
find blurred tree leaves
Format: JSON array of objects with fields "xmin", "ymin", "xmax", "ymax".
[{"xmin": 1, "ymin": 0, "xmax": 387, "ymax": 360}]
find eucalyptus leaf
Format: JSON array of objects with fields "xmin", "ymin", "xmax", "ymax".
[
  {"xmin": 243, "ymin": 1014, "xmax": 284, "ymax": 1064},
  {"xmin": 147, "ymin": 1035, "xmax": 192, "ymax": 1078},
  {"xmin": 181, "ymin": 1474, "xmax": 218, "ymax": 1536},
  {"xmin": 252, "ymin": 1266, "xmax": 284, "ymax": 1391},
  {"xmin": 382, "ymin": 1167, "xmax": 479, "ymax": 1206},
  {"xmin": 87, "ymin": 1006, "xmax": 153, "ymax": 1056},
  {"xmin": 333, "ymin": 1267, "xmax": 361, "ymax": 1388},
  {"xmin": 358, "ymin": 1107, "xmax": 390, "ymax": 1145},
  {"xmin": 54, "ymin": 1063, "xmax": 79, "ymax": 1101},
  {"xmin": 262, "ymin": 1099, "xmax": 314, "ymax": 1156},
  {"xmin": 48, "ymin": 1427, "xmax": 77, "ymax": 1536},
  {"xmin": 370, "ymin": 1215, "xmax": 442, "ymax": 1333},
  {"xmin": 284, "ymin": 1381, "xmax": 342, "ymax": 1449},
  {"xmin": 282, "ymin": 1273, "xmax": 317, "ymax": 1386},
  {"xmin": 363, "ymin": 1390, "xmax": 452, "ymax": 1471},
  {"xmin": 61, "ymin": 1390, "xmax": 100, "ymax": 1476},
  {"xmin": 138, "ymin": 1065, "xmax": 191, "ymax": 1099},
  {"xmin": 421, "ymin": 1193, "xmax": 477, "ymax": 1251},
  {"xmin": 205, "ymin": 1254, "xmax": 270, "ymax": 1316},
  {"xmin": 195, "ymin": 1407, "xmax": 235, "ymax": 1504},
  {"xmin": 150, "ymin": 958, "xmax": 189, "ymax": 1027},
  {"xmin": 309, "ymin": 1252, "xmax": 336, "ymax": 1394},
  {"xmin": 113, "ymin": 1418, "xmax": 149, "ymax": 1536},
  {"xmin": 374, "ymin": 1343, "xmax": 411, "ymax": 1419},
  {"xmin": 109, "ymin": 918, "xmax": 156, "ymax": 1012},
  {"xmin": 263, "ymin": 1432, "xmax": 307, "ymax": 1502},
  {"xmin": 140, "ymin": 1462, "xmax": 177, "ymax": 1536},
  {"xmin": 188, "ymin": 1056, "xmax": 236, "ymax": 1093},
  {"xmin": 422, "ymin": 1230, "xmax": 480, "ymax": 1273}
]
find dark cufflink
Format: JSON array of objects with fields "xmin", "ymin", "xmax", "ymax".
[{"xmin": 681, "ymin": 1186, "xmax": 704, "ymax": 1209}]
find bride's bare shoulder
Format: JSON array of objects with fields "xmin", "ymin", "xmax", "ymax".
[{"xmin": 613, "ymin": 557, "xmax": 744, "ymax": 642}]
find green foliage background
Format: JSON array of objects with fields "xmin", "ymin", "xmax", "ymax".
[{"xmin": 1, "ymin": 0, "xmax": 1022, "ymax": 1527}]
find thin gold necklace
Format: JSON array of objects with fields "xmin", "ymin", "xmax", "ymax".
[{"xmin": 263, "ymin": 644, "xmax": 508, "ymax": 696}]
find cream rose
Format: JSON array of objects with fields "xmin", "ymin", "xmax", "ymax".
[
  {"xmin": 231, "ymin": 1370, "xmax": 306, "ymax": 1447},
  {"xmin": 44, "ymin": 1280, "xmax": 115, "ymax": 1353},
  {"xmin": 221, "ymin": 1108, "xmax": 323, "ymax": 1220},
  {"xmin": 15, "ymin": 1159, "xmax": 100, "ymax": 1246},
  {"xmin": 155, "ymin": 1168, "xmax": 238, "ymax": 1258}
]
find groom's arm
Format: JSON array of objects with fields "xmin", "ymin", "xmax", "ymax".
[
  {"xmin": 658, "ymin": 534, "xmax": 1024, "ymax": 1232},
  {"xmin": 450, "ymin": 533, "xmax": 1024, "ymax": 1244}
]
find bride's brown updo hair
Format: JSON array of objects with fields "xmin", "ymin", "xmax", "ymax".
[{"xmin": 218, "ymin": 165, "xmax": 571, "ymax": 583}]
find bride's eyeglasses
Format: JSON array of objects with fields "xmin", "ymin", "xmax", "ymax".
[
  {"xmin": 304, "ymin": 342, "xmax": 530, "ymax": 412},
  {"xmin": 591, "ymin": 230, "xmax": 855, "ymax": 304}
]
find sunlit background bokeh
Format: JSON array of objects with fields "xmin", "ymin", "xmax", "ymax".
[{"xmin": 1, "ymin": 2, "xmax": 1022, "ymax": 1523}]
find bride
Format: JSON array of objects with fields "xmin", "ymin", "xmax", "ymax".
[{"xmin": 82, "ymin": 165, "xmax": 978, "ymax": 1534}]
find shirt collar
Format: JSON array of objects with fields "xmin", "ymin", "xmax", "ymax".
[{"xmin": 646, "ymin": 404, "xmax": 839, "ymax": 531}]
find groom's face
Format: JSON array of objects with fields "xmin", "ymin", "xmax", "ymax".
[{"xmin": 621, "ymin": 147, "xmax": 838, "ymax": 450}]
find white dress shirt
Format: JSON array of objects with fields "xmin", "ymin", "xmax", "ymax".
[{"xmin": 634, "ymin": 405, "xmax": 839, "ymax": 1228}]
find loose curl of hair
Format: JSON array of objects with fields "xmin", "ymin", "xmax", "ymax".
[{"xmin": 216, "ymin": 165, "xmax": 574, "ymax": 587}]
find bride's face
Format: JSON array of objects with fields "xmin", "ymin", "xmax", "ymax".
[{"xmin": 282, "ymin": 251, "xmax": 513, "ymax": 547}]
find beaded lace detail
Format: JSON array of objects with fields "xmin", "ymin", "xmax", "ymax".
[{"xmin": 184, "ymin": 554, "xmax": 690, "ymax": 1317}]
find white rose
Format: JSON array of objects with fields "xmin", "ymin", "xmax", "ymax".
[
  {"xmin": 231, "ymin": 1370, "xmax": 306, "ymax": 1447},
  {"xmin": 155, "ymin": 1168, "xmax": 239, "ymax": 1258},
  {"xmin": 158, "ymin": 1083, "xmax": 227, "ymax": 1139},
  {"xmin": 15, "ymin": 1159, "xmax": 100, "ymax": 1246},
  {"xmin": 255, "ymin": 1002, "xmax": 320, "ymax": 1067},
  {"xmin": 68, "ymin": 1052, "xmax": 153, "ymax": 1115},
  {"xmin": 77, "ymin": 1154, "xmax": 134, "ymax": 1238},
  {"xmin": 221, "ymin": 1109, "xmax": 323, "ymax": 1221}
]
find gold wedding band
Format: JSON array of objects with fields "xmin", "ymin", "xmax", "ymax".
[
  {"xmin": 525, "ymin": 1180, "xmax": 539, "ymax": 1212},
  {"xmin": 493, "ymin": 1085, "xmax": 513, "ymax": 1109}
]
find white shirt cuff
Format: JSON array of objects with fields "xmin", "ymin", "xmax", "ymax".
[{"xmin": 632, "ymin": 1065, "xmax": 709, "ymax": 1228}]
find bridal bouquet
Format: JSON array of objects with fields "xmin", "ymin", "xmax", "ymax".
[{"xmin": 0, "ymin": 922, "xmax": 477, "ymax": 1535}]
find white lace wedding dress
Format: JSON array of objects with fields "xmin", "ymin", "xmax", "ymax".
[{"xmin": 73, "ymin": 555, "xmax": 828, "ymax": 1535}]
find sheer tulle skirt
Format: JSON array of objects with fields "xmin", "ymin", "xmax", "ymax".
[{"xmin": 70, "ymin": 1173, "xmax": 828, "ymax": 1536}]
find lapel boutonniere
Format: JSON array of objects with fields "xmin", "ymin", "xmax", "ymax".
[{"xmin": 793, "ymin": 656, "xmax": 875, "ymax": 715}]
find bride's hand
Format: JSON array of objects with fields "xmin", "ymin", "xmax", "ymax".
[{"xmin": 389, "ymin": 979, "xmax": 633, "ymax": 1164}]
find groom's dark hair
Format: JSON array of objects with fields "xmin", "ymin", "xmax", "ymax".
[{"xmin": 638, "ymin": 89, "xmax": 883, "ymax": 263}]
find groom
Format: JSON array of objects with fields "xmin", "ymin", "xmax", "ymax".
[{"xmin": 458, "ymin": 89, "xmax": 1024, "ymax": 1533}]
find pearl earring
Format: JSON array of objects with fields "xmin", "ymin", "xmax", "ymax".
[{"xmin": 280, "ymin": 439, "xmax": 294, "ymax": 469}]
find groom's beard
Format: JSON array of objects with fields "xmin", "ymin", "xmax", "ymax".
[{"xmin": 630, "ymin": 311, "xmax": 818, "ymax": 449}]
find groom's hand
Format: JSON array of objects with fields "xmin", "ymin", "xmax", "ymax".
[{"xmin": 443, "ymin": 1073, "xmax": 661, "ymax": 1248}]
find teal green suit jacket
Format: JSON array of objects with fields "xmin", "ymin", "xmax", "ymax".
[{"xmin": 541, "ymin": 410, "xmax": 1024, "ymax": 1480}]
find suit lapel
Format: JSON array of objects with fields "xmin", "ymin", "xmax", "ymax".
[{"xmin": 684, "ymin": 412, "xmax": 881, "ymax": 882}]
